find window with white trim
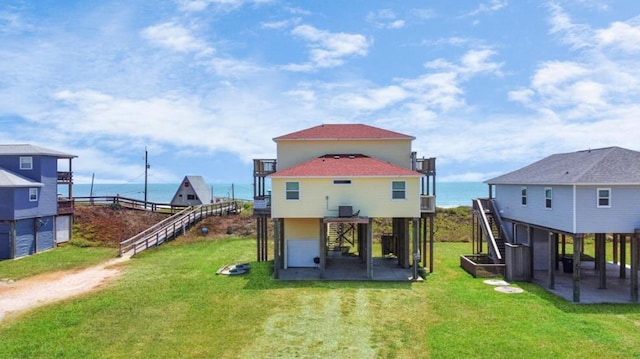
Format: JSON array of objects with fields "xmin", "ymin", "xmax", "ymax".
[
  {"xmin": 392, "ymin": 181, "xmax": 406, "ymax": 200},
  {"xmin": 29, "ymin": 188, "xmax": 38, "ymax": 202},
  {"xmin": 597, "ymin": 188, "xmax": 611, "ymax": 208},
  {"xmin": 20, "ymin": 157, "xmax": 33, "ymax": 170},
  {"xmin": 521, "ymin": 186, "xmax": 527, "ymax": 206},
  {"xmin": 285, "ymin": 181, "xmax": 300, "ymax": 200},
  {"xmin": 545, "ymin": 187, "xmax": 552, "ymax": 209}
]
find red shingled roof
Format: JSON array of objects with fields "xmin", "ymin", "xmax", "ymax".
[
  {"xmin": 273, "ymin": 124, "xmax": 415, "ymax": 141},
  {"xmin": 269, "ymin": 154, "xmax": 422, "ymax": 177}
]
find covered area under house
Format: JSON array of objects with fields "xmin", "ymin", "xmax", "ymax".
[
  {"xmin": 271, "ymin": 215, "xmax": 430, "ymax": 281},
  {"xmin": 469, "ymin": 198, "xmax": 640, "ymax": 303}
]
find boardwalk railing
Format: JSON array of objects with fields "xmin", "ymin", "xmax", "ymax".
[
  {"xmin": 74, "ymin": 195, "xmax": 188, "ymax": 213},
  {"xmin": 118, "ymin": 201, "xmax": 239, "ymax": 256}
]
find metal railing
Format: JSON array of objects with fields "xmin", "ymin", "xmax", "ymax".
[
  {"xmin": 473, "ymin": 199, "xmax": 502, "ymax": 261},
  {"xmin": 118, "ymin": 201, "xmax": 239, "ymax": 256}
]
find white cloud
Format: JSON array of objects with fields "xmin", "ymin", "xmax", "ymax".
[
  {"xmin": 141, "ymin": 22, "xmax": 213, "ymax": 54},
  {"xmin": 0, "ymin": 10, "xmax": 32, "ymax": 34},
  {"xmin": 531, "ymin": 61, "xmax": 588, "ymax": 90},
  {"xmin": 460, "ymin": 49, "xmax": 503, "ymax": 75},
  {"xmin": 176, "ymin": 0, "xmax": 272, "ymax": 12},
  {"xmin": 546, "ymin": 2, "xmax": 593, "ymax": 49},
  {"xmin": 366, "ymin": 9, "xmax": 406, "ymax": 29},
  {"xmin": 262, "ymin": 19, "xmax": 296, "ymax": 30},
  {"xmin": 595, "ymin": 20, "xmax": 640, "ymax": 52},
  {"xmin": 466, "ymin": 0, "xmax": 508, "ymax": 17},
  {"xmin": 411, "ymin": 8, "xmax": 436, "ymax": 20},
  {"xmin": 335, "ymin": 85, "xmax": 408, "ymax": 112},
  {"xmin": 285, "ymin": 25, "xmax": 370, "ymax": 71}
]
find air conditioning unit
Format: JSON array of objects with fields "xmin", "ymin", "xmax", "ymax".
[{"xmin": 338, "ymin": 206, "xmax": 353, "ymax": 217}]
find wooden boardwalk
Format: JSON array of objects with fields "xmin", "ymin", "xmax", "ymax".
[{"xmin": 118, "ymin": 201, "xmax": 239, "ymax": 256}]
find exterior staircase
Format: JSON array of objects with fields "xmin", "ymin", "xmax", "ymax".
[
  {"xmin": 327, "ymin": 223, "xmax": 356, "ymax": 253},
  {"xmin": 473, "ymin": 199, "xmax": 508, "ymax": 263}
]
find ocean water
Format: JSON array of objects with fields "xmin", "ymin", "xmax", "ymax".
[{"xmin": 63, "ymin": 182, "xmax": 487, "ymax": 208}]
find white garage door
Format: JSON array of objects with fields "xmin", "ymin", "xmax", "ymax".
[
  {"xmin": 286, "ymin": 239, "xmax": 319, "ymax": 268},
  {"xmin": 56, "ymin": 216, "xmax": 71, "ymax": 243}
]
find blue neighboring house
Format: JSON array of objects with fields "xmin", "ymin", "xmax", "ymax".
[
  {"xmin": 473, "ymin": 146, "xmax": 640, "ymax": 302},
  {"xmin": 0, "ymin": 144, "xmax": 76, "ymax": 260}
]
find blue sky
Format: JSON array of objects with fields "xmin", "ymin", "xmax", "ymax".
[{"xmin": 1, "ymin": 0, "xmax": 639, "ymax": 185}]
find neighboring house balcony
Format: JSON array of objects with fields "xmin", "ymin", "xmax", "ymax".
[
  {"xmin": 253, "ymin": 159, "xmax": 277, "ymax": 176},
  {"xmin": 57, "ymin": 171, "xmax": 74, "ymax": 215},
  {"xmin": 57, "ymin": 171, "xmax": 73, "ymax": 184},
  {"xmin": 253, "ymin": 159, "xmax": 276, "ymax": 218},
  {"xmin": 421, "ymin": 195, "xmax": 436, "ymax": 214},
  {"xmin": 57, "ymin": 197, "xmax": 75, "ymax": 215},
  {"xmin": 253, "ymin": 195, "xmax": 271, "ymax": 216},
  {"xmin": 416, "ymin": 157, "xmax": 436, "ymax": 175}
]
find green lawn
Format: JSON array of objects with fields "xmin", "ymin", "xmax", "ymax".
[
  {"xmin": 0, "ymin": 245, "xmax": 116, "ymax": 280},
  {"xmin": 1, "ymin": 238, "xmax": 640, "ymax": 358}
]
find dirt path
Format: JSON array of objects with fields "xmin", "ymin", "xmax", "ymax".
[{"xmin": 0, "ymin": 254, "xmax": 131, "ymax": 322}]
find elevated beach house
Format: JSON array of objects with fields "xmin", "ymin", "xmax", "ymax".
[
  {"xmin": 0, "ymin": 144, "xmax": 76, "ymax": 260},
  {"xmin": 471, "ymin": 147, "xmax": 640, "ymax": 302},
  {"xmin": 253, "ymin": 124, "xmax": 436, "ymax": 280},
  {"xmin": 170, "ymin": 175, "xmax": 212, "ymax": 206}
]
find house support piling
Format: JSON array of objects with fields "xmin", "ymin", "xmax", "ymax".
[
  {"xmin": 548, "ymin": 231, "xmax": 555, "ymax": 290},
  {"xmin": 632, "ymin": 229, "xmax": 640, "ymax": 302},
  {"xmin": 256, "ymin": 216, "xmax": 269, "ymax": 261},
  {"xmin": 573, "ymin": 234, "xmax": 583, "ymax": 302},
  {"xmin": 597, "ymin": 233, "xmax": 607, "ymax": 289},
  {"xmin": 620, "ymin": 234, "xmax": 627, "ymax": 279}
]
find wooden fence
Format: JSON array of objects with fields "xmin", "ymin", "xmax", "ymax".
[{"xmin": 118, "ymin": 201, "xmax": 239, "ymax": 256}]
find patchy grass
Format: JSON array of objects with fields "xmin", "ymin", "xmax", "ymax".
[
  {"xmin": 73, "ymin": 205, "xmax": 170, "ymax": 247},
  {"xmin": 0, "ymin": 245, "xmax": 115, "ymax": 280},
  {"xmin": 2, "ymin": 235, "xmax": 640, "ymax": 358}
]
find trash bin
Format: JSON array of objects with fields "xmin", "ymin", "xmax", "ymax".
[{"xmin": 561, "ymin": 256, "xmax": 573, "ymax": 273}]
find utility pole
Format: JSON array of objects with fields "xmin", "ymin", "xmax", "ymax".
[{"xmin": 144, "ymin": 148, "xmax": 150, "ymax": 208}]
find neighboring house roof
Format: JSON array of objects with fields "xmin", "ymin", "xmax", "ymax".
[
  {"xmin": 0, "ymin": 144, "xmax": 77, "ymax": 159},
  {"xmin": 269, "ymin": 154, "xmax": 422, "ymax": 178},
  {"xmin": 0, "ymin": 168, "xmax": 44, "ymax": 188},
  {"xmin": 273, "ymin": 124, "xmax": 415, "ymax": 141},
  {"xmin": 487, "ymin": 147, "xmax": 640, "ymax": 185},
  {"xmin": 187, "ymin": 176, "xmax": 212, "ymax": 202}
]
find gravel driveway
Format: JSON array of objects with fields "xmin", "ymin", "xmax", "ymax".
[{"xmin": 0, "ymin": 255, "xmax": 130, "ymax": 322}]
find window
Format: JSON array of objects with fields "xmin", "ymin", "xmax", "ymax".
[
  {"xmin": 521, "ymin": 186, "xmax": 527, "ymax": 206},
  {"xmin": 29, "ymin": 188, "xmax": 38, "ymax": 202},
  {"xmin": 20, "ymin": 157, "xmax": 33, "ymax": 170},
  {"xmin": 285, "ymin": 181, "xmax": 300, "ymax": 200},
  {"xmin": 392, "ymin": 181, "xmax": 406, "ymax": 200},
  {"xmin": 545, "ymin": 187, "xmax": 552, "ymax": 209},
  {"xmin": 187, "ymin": 194, "xmax": 196, "ymax": 200},
  {"xmin": 597, "ymin": 188, "xmax": 611, "ymax": 208},
  {"xmin": 333, "ymin": 179, "xmax": 351, "ymax": 185}
]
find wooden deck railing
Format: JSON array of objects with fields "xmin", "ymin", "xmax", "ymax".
[
  {"xmin": 57, "ymin": 198, "xmax": 75, "ymax": 215},
  {"xmin": 74, "ymin": 196, "xmax": 188, "ymax": 213},
  {"xmin": 420, "ymin": 195, "xmax": 436, "ymax": 213},
  {"xmin": 118, "ymin": 201, "xmax": 239, "ymax": 256}
]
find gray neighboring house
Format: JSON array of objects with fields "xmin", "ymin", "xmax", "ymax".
[
  {"xmin": 472, "ymin": 147, "xmax": 640, "ymax": 302},
  {"xmin": 170, "ymin": 176, "xmax": 212, "ymax": 206}
]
